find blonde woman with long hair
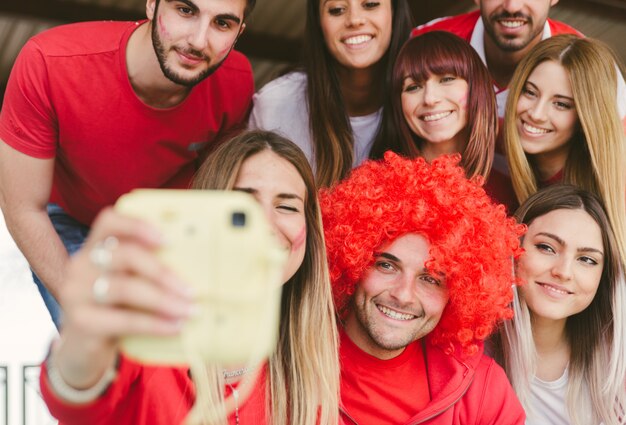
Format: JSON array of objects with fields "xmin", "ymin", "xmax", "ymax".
[
  {"xmin": 495, "ymin": 184, "xmax": 626, "ymax": 425},
  {"xmin": 40, "ymin": 130, "xmax": 340, "ymax": 425},
  {"xmin": 503, "ymin": 34, "xmax": 626, "ymax": 260}
]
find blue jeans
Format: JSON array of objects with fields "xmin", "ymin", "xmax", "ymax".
[{"xmin": 32, "ymin": 203, "xmax": 90, "ymax": 330}]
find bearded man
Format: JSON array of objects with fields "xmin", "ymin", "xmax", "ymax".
[{"xmin": 0, "ymin": 0, "xmax": 255, "ymax": 328}]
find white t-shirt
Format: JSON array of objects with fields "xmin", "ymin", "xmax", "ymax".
[
  {"xmin": 527, "ymin": 369, "xmax": 570, "ymax": 425},
  {"xmin": 248, "ymin": 72, "xmax": 382, "ymax": 174}
]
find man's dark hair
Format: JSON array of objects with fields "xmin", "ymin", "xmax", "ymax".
[
  {"xmin": 244, "ymin": 0, "xmax": 256, "ymax": 17},
  {"xmin": 154, "ymin": 0, "xmax": 256, "ymax": 18}
]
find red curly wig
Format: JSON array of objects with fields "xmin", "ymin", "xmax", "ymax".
[{"xmin": 320, "ymin": 152, "xmax": 524, "ymax": 355}]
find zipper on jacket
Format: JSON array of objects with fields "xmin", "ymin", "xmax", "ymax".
[
  {"xmin": 339, "ymin": 407, "xmax": 359, "ymax": 425},
  {"xmin": 408, "ymin": 373, "xmax": 475, "ymax": 425}
]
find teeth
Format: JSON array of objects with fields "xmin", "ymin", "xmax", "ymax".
[
  {"xmin": 422, "ymin": 111, "xmax": 452, "ymax": 122},
  {"xmin": 378, "ymin": 305, "xmax": 415, "ymax": 321},
  {"xmin": 523, "ymin": 122, "xmax": 550, "ymax": 134},
  {"xmin": 540, "ymin": 283, "xmax": 570, "ymax": 295},
  {"xmin": 344, "ymin": 35, "xmax": 372, "ymax": 45},
  {"xmin": 501, "ymin": 20, "xmax": 525, "ymax": 28}
]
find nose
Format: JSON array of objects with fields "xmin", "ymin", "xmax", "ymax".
[
  {"xmin": 551, "ymin": 255, "xmax": 573, "ymax": 281},
  {"xmin": 187, "ymin": 19, "xmax": 210, "ymax": 51},
  {"xmin": 346, "ymin": 7, "xmax": 366, "ymax": 27},
  {"xmin": 501, "ymin": 0, "xmax": 523, "ymax": 13},
  {"xmin": 527, "ymin": 98, "xmax": 549, "ymax": 123},
  {"xmin": 388, "ymin": 273, "xmax": 417, "ymax": 305},
  {"xmin": 261, "ymin": 202, "xmax": 276, "ymax": 230},
  {"xmin": 261, "ymin": 203, "xmax": 287, "ymax": 246},
  {"xmin": 422, "ymin": 81, "xmax": 441, "ymax": 106}
]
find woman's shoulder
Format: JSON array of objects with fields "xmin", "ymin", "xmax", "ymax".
[
  {"xmin": 255, "ymin": 71, "xmax": 308, "ymax": 100},
  {"xmin": 249, "ymin": 71, "xmax": 311, "ymax": 138}
]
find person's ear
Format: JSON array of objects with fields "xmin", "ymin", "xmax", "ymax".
[
  {"xmin": 233, "ymin": 23, "xmax": 246, "ymax": 45},
  {"xmin": 146, "ymin": 0, "xmax": 157, "ymax": 21}
]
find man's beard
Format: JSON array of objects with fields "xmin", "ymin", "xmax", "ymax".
[
  {"xmin": 150, "ymin": 20, "xmax": 230, "ymax": 87},
  {"xmin": 483, "ymin": 11, "xmax": 542, "ymax": 53}
]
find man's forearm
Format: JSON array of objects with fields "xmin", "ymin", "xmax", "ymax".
[{"xmin": 3, "ymin": 206, "xmax": 70, "ymax": 299}]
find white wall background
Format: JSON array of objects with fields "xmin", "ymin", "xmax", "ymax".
[{"xmin": 0, "ymin": 211, "xmax": 57, "ymax": 425}]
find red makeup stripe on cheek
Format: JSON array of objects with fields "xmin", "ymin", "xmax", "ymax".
[
  {"xmin": 291, "ymin": 226, "xmax": 307, "ymax": 252},
  {"xmin": 460, "ymin": 94, "xmax": 468, "ymax": 108},
  {"xmin": 158, "ymin": 16, "xmax": 169, "ymax": 38}
]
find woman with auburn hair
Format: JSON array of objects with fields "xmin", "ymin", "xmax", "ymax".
[
  {"xmin": 249, "ymin": 0, "xmax": 413, "ymax": 187},
  {"xmin": 40, "ymin": 130, "xmax": 340, "ymax": 425},
  {"xmin": 503, "ymin": 34, "xmax": 626, "ymax": 257},
  {"xmin": 495, "ymin": 184, "xmax": 626, "ymax": 425},
  {"xmin": 389, "ymin": 31, "xmax": 517, "ymax": 211}
]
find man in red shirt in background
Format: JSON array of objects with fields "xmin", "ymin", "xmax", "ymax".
[
  {"xmin": 412, "ymin": 0, "xmax": 580, "ymax": 118},
  {"xmin": 321, "ymin": 152, "xmax": 526, "ymax": 425},
  {"xmin": 0, "ymin": 0, "xmax": 255, "ymax": 329}
]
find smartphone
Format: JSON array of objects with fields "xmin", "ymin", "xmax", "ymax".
[{"xmin": 114, "ymin": 189, "xmax": 286, "ymax": 367}]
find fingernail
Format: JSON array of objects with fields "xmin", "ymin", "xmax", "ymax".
[
  {"xmin": 188, "ymin": 304, "xmax": 200, "ymax": 318},
  {"xmin": 177, "ymin": 282, "xmax": 196, "ymax": 300},
  {"xmin": 164, "ymin": 274, "xmax": 195, "ymax": 300},
  {"xmin": 171, "ymin": 318, "xmax": 185, "ymax": 330},
  {"xmin": 177, "ymin": 304, "xmax": 199, "ymax": 319},
  {"xmin": 141, "ymin": 223, "xmax": 164, "ymax": 246}
]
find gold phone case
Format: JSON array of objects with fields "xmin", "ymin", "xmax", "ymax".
[{"xmin": 115, "ymin": 189, "xmax": 286, "ymax": 366}]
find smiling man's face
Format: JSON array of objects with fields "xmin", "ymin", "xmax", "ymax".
[
  {"xmin": 344, "ymin": 233, "xmax": 449, "ymax": 360},
  {"xmin": 148, "ymin": 0, "xmax": 246, "ymax": 87},
  {"xmin": 476, "ymin": 0, "xmax": 558, "ymax": 52}
]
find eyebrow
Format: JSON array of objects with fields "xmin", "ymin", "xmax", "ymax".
[
  {"xmin": 168, "ymin": 0, "xmax": 198, "ymax": 13},
  {"xmin": 215, "ymin": 13, "xmax": 242, "ymax": 25},
  {"xmin": 234, "ymin": 187, "xmax": 304, "ymax": 203},
  {"xmin": 525, "ymin": 81, "xmax": 574, "ymax": 102},
  {"xmin": 535, "ymin": 232, "xmax": 604, "ymax": 257},
  {"xmin": 374, "ymin": 252, "xmax": 401, "ymax": 263},
  {"xmin": 167, "ymin": 0, "xmax": 242, "ymax": 24},
  {"xmin": 373, "ymin": 251, "xmax": 440, "ymax": 276}
]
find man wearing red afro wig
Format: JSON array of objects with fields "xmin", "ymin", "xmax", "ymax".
[{"xmin": 320, "ymin": 152, "xmax": 526, "ymax": 425}]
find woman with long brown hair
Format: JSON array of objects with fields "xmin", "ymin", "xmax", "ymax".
[
  {"xmin": 250, "ymin": 0, "xmax": 413, "ymax": 187},
  {"xmin": 495, "ymin": 184, "xmax": 626, "ymax": 425}
]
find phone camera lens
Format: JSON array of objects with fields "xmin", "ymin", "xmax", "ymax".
[{"xmin": 232, "ymin": 212, "xmax": 246, "ymax": 227}]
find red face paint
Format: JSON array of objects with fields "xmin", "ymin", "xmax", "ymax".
[
  {"xmin": 216, "ymin": 43, "xmax": 233, "ymax": 59},
  {"xmin": 291, "ymin": 226, "xmax": 307, "ymax": 252},
  {"xmin": 158, "ymin": 15, "xmax": 170, "ymax": 38},
  {"xmin": 459, "ymin": 93, "xmax": 468, "ymax": 108}
]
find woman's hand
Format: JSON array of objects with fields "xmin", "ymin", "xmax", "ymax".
[{"xmin": 52, "ymin": 207, "xmax": 195, "ymax": 390}]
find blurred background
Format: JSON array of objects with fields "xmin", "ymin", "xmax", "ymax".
[{"xmin": 0, "ymin": 0, "xmax": 625, "ymax": 97}]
